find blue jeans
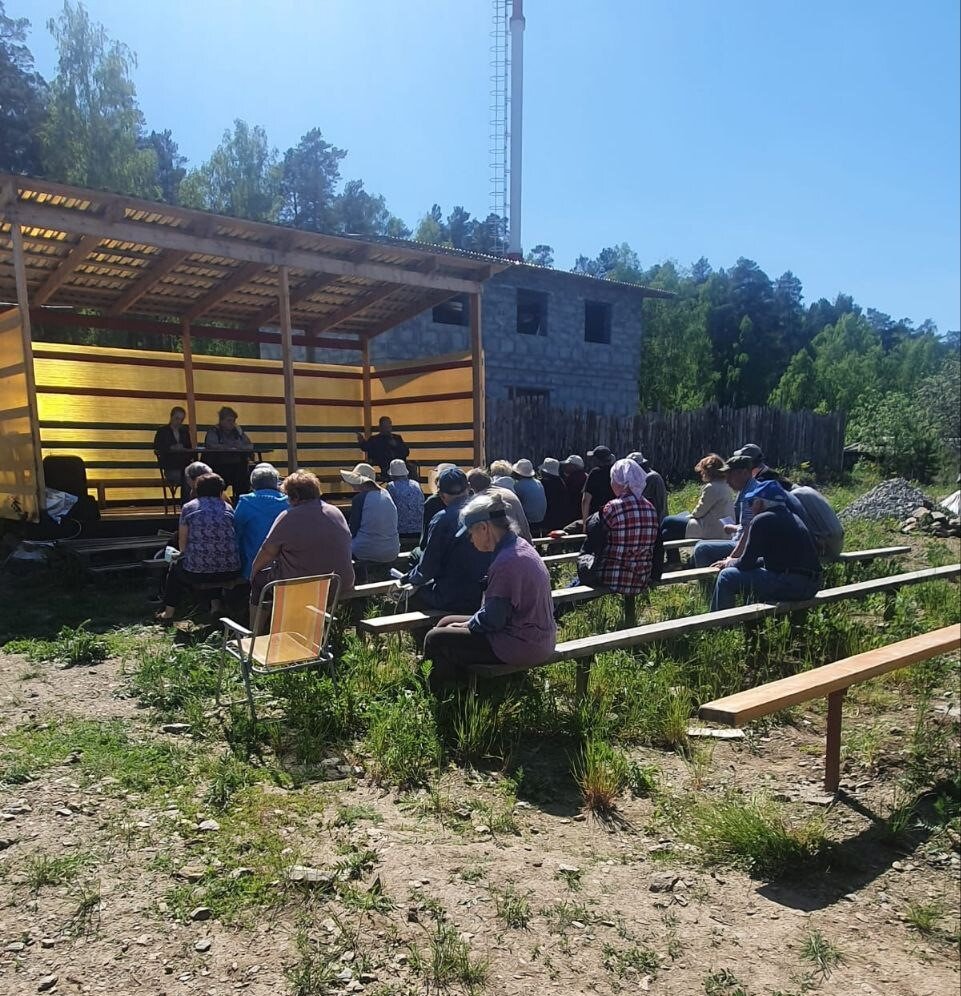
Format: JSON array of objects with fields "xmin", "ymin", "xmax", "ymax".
[
  {"xmin": 693, "ymin": 540, "xmax": 735, "ymax": 569},
  {"xmin": 660, "ymin": 513, "xmax": 690, "ymax": 541},
  {"xmin": 710, "ymin": 567, "xmax": 819, "ymax": 612}
]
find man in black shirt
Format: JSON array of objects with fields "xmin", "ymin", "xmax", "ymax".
[
  {"xmin": 357, "ymin": 416, "xmax": 410, "ymax": 479},
  {"xmin": 710, "ymin": 479, "xmax": 821, "ymax": 611},
  {"xmin": 581, "ymin": 445, "xmax": 615, "ymax": 522}
]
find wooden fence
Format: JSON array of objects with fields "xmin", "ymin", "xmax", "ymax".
[{"xmin": 485, "ymin": 400, "xmax": 846, "ymax": 481}]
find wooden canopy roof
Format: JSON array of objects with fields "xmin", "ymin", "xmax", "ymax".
[{"xmin": 0, "ymin": 174, "xmax": 507, "ymax": 347}]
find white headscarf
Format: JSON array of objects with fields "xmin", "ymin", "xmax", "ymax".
[{"xmin": 610, "ymin": 457, "xmax": 648, "ymax": 500}]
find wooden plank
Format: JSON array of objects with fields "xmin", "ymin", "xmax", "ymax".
[
  {"xmin": 109, "ymin": 250, "xmax": 189, "ymax": 315},
  {"xmin": 182, "ymin": 320, "xmax": 197, "ymax": 450},
  {"xmin": 360, "ymin": 610, "xmax": 444, "ymax": 634},
  {"xmin": 9, "ymin": 223, "xmax": 45, "ymax": 521},
  {"xmin": 311, "ymin": 283, "xmax": 400, "ymax": 334},
  {"xmin": 247, "ymin": 272, "xmax": 340, "ymax": 329},
  {"xmin": 7, "ymin": 200, "xmax": 485, "ymax": 296},
  {"xmin": 835, "ymin": 546, "xmax": 910, "ymax": 562},
  {"xmin": 470, "ymin": 292, "xmax": 485, "ymax": 467},
  {"xmin": 277, "ymin": 266, "xmax": 298, "ymax": 472},
  {"xmin": 699, "ymin": 625, "xmax": 960, "ymax": 726},
  {"xmin": 361, "ymin": 289, "xmax": 458, "ymax": 339},
  {"xmin": 361, "ymin": 338, "xmax": 372, "ymax": 439},
  {"xmin": 31, "ymin": 233, "xmax": 102, "ymax": 306},
  {"xmin": 185, "ymin": 261, "xmax": 267, "ymax": 322}
]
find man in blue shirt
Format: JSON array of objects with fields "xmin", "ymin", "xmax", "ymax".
[
  {"xmin": 232, "ymin": 464, "xmax": 289, "ymax": 579},
  {"xmin": 710, "ymin": 479, "xmax": 821, "ymax": 612},
  {"xmin": 400, "ymin": 468, "xmax": 491, "ymax": 615}
]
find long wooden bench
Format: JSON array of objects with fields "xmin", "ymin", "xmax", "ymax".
[
  {"xmin": 358, "ymin": 566, "xmax": 722, "ymax": 637},
  {"xmin": 355, "ymin": 546, "xmax": 913, "ymax": 637},
  {"xmin": 698, "ymin": 625, "xmax": 961, "ymax": 793},
  {"xmin": 461, "ymin": 563, "xmax": 960, "ymax": 699}
]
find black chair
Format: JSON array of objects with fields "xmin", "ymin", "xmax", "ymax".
[{"xmin": 42, "ymin": 455, "xmax": 100, "ymax": 524}]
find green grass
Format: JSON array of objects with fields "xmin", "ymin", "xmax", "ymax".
[
  {"xmin": 408, "ymin": 921, "xmax": 489, "ymax": 992},
  {"xmin": 573, "ymin": 737, "xmax": 629, "ymax": 814},
  {"xmin": 24, "ymin": 851, "xmax": 96, "ymax": 893},
  {"xmin": 904, "ymin": 901, "xmax": 946, "ymax": 936},
  {"xmin": 492, "ymin": 884, "xmax": 531, "ymax": 928},
  {"xmin": 703, "ymin": 968, "xmax": 750, "ymax": 995},
  {"xmin": 602, "ymin": 941, "xmax": 659, "ymax": 979},
  {"xmin": 680, "ymin": 793, "xmax": 828, "ymax": 878},
  {"xmin": 800, "ymin": 929, "xmax": 842, "ymax": 978}
]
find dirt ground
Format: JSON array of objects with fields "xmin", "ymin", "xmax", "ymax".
[{"xmin": 0, "ymin": 635, "xmax": 958, "ymax": 996}]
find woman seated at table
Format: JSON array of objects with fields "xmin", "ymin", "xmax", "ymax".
[
  {"xmin": 155, "ymin": 473, "xmax": 241, "ymax": 623},
  {"xmin": 422, "ymin": 493, "xmax": 556, "ymax": 692},
  {"xmin": 660, "ymin": 453, "xmax": 736, "ymax": 541},
  {"xmin": 204, "ymin": 406, "xmax": 254, "ymax": 499},
  {"xmin": 153, "ymin": 406, "xmax": 192, "ymax": 502}
]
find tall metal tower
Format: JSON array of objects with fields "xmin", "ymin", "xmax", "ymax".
[{"xmin": 488, "ymin": 0, "xmax": 510, "ymax": 254}]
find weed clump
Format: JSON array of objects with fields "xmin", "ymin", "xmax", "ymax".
[
  {"xmin": 573, "ymin": 737, "xmax": 629, "ymax": 814},
  {"xmin": 365, "ymin": 687, "xmax": 441, "ymax": 788},
  {"xmin": 681, "ymin": 792, "xmax": 827, "ymax": 878}
]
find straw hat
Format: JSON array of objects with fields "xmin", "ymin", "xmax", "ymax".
[
  {"xmin": 512, "ymin": 458, "xmax": 536, "ymax": 478},
  {"xmin": 539, "ymin": 457, "xmax": 561, "ymax": 477},
  {"xmin": 340, "ymin": 463, "xmax": 377, "ymax": 487},
  {"xmin": 387, "ymin": 459, "xmax": 409, "ymax": 478}
]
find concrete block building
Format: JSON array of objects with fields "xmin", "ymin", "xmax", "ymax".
[{"xmin": 267, "ymin": 262, "xmax": 671, "ymax": 419}]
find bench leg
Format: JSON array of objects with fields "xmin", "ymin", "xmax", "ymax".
[
  {"xmin": 574, "ymin": 658, "xmax": 592, "ymax": 703},
  {"xmin": 882, "ymin": 591, "xmax": 896, "ymax": 622},
  {"xmin": 824, "ymin": 689, "xmax": 845, "ymax": 794},
  {"xmin": 623, "ymin": 595, "xmax": 636, "ymax": 628}
]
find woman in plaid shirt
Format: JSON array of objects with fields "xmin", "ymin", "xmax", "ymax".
[{"xmin": 597, "ymin": 459, "xmax": 659, "ymax": 594}]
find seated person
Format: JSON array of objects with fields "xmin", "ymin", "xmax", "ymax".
[
  {"xmin": 233, "ymin": 463, "xmax": 288, "ymax": 580},
  {"xmin": 153, "ymin": 405, "xmax": 192, "ymax": 502},
  {"xmin": 249, "ymin": 470, "xmax": 354, "ymax": 603},
  {"xmin": 735, "ymin": 443, "xmax": 794, "ymax": 488},
  {"xmin": 357, "ymin": 416, "xmax": 410, "ymax": 479},
  {"xmin": 204, "ymin": 406, "xmax": 253, "ymax": 499},
  {"xmin": 661, "ymin": 453, "xmax": 736, "ymax": 541},
  {"xmin": 710, "ymin": 479, "xmax": 821, "ymax": 612},
  {"xmin": 538, "ymin": 458, "xmax": 570, "ymax": 533},
  {"xmin": 340, "ymin": 462, "xmax": 400, "ymax": 583},
  {"xmin": 692, "ymin": 454, "xmax": 755, "ymax": 568},
  {"xmin": 489, "ymin": 459, "xmax": 516, "ymax": 492},
  {"xmin": 155, "ymin": 473, "xmax": 241, "ymax": 622},
  {"xmin": 577, "ymin": 458, "xmax": 659, "ymax": 595},
  {"xmin": 466, "ymin": 469, "xmax": 532, "ymax": 542},
  {"xmin": 582, "ymin": 445, "xmax": 616, "ymax": 523},
  {"xmin": 511, "ymin": 459, "xmax": 547, "ymax": 529},
  {"xmin": 399, "ymin": 468, "xmax": 491, "ymax": 615},
  {"xmin": 560, "ymin": 454, "xmax": 587, "ymax": 526},
  {"xmin": 184, "ymin": 461, "xmax": 213, "ymax": 500},
  {"xmin": 417, "ymin": 463, "xmax": 456, "ymax": 550},
  {"xmin": 423, "ymin": 493, "xmax": 556, "ymax": 692},
  {"xmin": 386, "ymin": 459, "xmax": 425, "ymax": 538},
  {"xmin": 627, "ymin": 451, "xmax": 667, "ymax": 523}
]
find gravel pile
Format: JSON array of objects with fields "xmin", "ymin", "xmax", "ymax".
[{"xmin": 839, "ymin": 478, "xmax": 938, "ymax": 522}]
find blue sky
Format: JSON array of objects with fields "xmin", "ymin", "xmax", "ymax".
[{"xmin": 12, "ymin": 0, "xmax": 961, "ymax": 331}]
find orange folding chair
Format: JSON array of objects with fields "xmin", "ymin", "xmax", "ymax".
[{"xmin": 219, "ymin": 573, "xmax": 342, "ymax": 722}]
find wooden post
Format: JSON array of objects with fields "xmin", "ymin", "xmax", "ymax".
[
  {"xmin": 278, "ymin": 266, "xmax": 298, "ymax": 472},
  {"xmin": 575, "ymin": 658, "xmax": 591, "ymax": 702},
  {"xmin": 181, "ymin": 320, "xmax": 197, "ymax": 450},
  {"xmin": 9, "ymin": 222, "xmax": 46, "ymax": 515},
  {"xmin": 824, "ymin": 689, "xmax": 845, "ymax": 794},
  {"xmin": 469, "ymin": 292, "xmax": 485, "ymax": 467},
  {"xmin": 361, "ymin": 337, "xmax": 373, "ymax": 440}
]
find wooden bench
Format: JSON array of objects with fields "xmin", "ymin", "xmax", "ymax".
[
  {"xmin": 698, "ymin": 625, "xmax": 961, "ymax": 792},
  {"xmin": 355, "ymin": 546, "xmax": 913, "ymax": 638},
  {"xmin": 460, "ymin": 563, "xmax": 960, "ymax": 699},
  {"xmin": 392, "ymin": 532, "xmax": 587, "ymax": 566},
  {"xmin": 358, "ymin": 566, "xmax": 723, "ymax": 637}
]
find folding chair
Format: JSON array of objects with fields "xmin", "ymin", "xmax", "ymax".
[
  {"xmin": 219, "ymin": 573, "xmax": 342, "ymax": 722},
  {"xmin": 158, "ymin": 463, "xmax": 176, "ymax": 516}
]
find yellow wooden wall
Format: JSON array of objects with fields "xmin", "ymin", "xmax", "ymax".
[
  {"xmin": 31, "ymin": 343, "xmax": 476, "ymax": 508},
  {"xmin": 0, "ymin": 309, "xmax": 43, "ymax": 521}
]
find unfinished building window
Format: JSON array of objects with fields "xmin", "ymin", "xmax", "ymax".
[
  {"xmin": 516, "ymin": 289, "xmax": 548, "ymax": 336},
  {"xmin": 432, "ymin": 294, "xmax": 469, "ymax": 326},
  {"xmin": 584, "ymin": 301, "xmax": 612, "ymax": 344}
]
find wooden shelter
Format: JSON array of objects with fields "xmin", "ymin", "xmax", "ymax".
[{"xmin": 0, "ymin": 174, "xmax": 506, "ymax": 522}]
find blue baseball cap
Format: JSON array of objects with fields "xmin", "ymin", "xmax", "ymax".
[
  {"xmin": 742, "ymin": 479, "xmax": 789, "ymax": 505},
  {"xmin": 437, "ymin": 467, "xmax": 469, "ymax": 495}
]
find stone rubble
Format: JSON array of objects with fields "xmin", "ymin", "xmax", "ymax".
[{"xmin": 839, "ymin": 478, "xmax": 939, "ymax": 522}]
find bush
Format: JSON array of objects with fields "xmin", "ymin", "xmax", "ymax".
[
  {"xmin": 573, "ymin": 737, "xmax": 629, "ymax": 814},
  {"xmin": 846, "ymin": 390, "xmax": 941, "ymax": 481}
]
